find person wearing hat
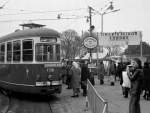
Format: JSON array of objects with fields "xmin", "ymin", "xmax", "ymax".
[{"xmin": 128, "ymin": 58, "xmax": 143, "ymax": 113}]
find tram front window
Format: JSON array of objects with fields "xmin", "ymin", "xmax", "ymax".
[{"xmin": 35, "ymin": 44, "xmax": 60, "ymax": 62}]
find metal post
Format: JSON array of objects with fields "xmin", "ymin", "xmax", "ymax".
[
  {"xmin": 101, "ymin": 14, "xmax": 103, "ymax": 32},
  {"xmin": 89, "ymin": 6, "xmax": 92, "ymax": 72},
  {"xmin": 96, "ymin": 32, "xmax": 99, "ymax": 75},
  {"xmin": 140, "ymin": 32, "xmax": 143, "ymax": 57}
]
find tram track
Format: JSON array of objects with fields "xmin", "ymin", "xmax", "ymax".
[
  {"xmin": 4, "ymin": 98, "xmax": 12, "ymax": 113},
  {"xmin": 0, "ymin": 91, "xmax": 60, "ymax": 113},
  {"xmin": 48, "ymin": 102, "xmax": 54, "ymax": 113}
]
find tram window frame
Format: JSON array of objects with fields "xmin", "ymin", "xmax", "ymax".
[
  {"xmin": 35, "ymin": 43, "xmax": 54, "ymax": 62},
  {"xmin": 0, "ymin": 43, "xmax": 5, "ymax": 62},
  {"xmin": 23, "ymin": 39, "xmax": 33, "ymax": 62},
  {"xmin": 56, "ymin": 44, "xmax": 60, "ymax": 61},
  {"xmin": 7, "ymin": 42, "xmax": 12, "ymax": 62},
  {"xmin": 13, "ymin": 40, "xmax": 21, "ymax": 62}
]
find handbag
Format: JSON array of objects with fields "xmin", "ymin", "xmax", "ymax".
[{"xmin": 122, "ymin": 71, "xmax": 131, "ymax": 88}]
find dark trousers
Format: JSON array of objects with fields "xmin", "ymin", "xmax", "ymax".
[
  {"xmin": 129, "ymin": 94, "xmax": 141, "ymax": 113},
  {"xmin": 83, "ymin": 88, "xmax": 87, "ymax": 96},
  {"xmin": 81, "ymin": 80, "xmax": 87, "ymax": 96},
  {"xmin": 122, "ymin": 87, "xmax": 130, "ymax": 98},
  {"xmin": 66, "ymin": 76, "xmax": 71, "ymax": 88}
]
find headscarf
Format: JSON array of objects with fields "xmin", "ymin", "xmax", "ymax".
[{"xmin": 72, "ymin": 62, "xmax": 79, "ymax": 69}]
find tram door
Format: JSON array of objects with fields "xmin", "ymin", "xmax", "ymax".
[{"xmin": 46, "ymin": 45, "xmax": 53, "ymax": 61}]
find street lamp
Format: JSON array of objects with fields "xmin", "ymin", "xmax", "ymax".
[
  {"xmin": 95, "ymin": 1, "xmax": 120, "ymax": 32},
  {"xmin": 94, "ymin": 2, "xmax": 120, "ymax": 57},
  {"xmin": 100, "ymin": 9, "xmax": 120, "ymax": 32},
  {"xmin": 93, "ymin": 2, "xmax": 120, "ymax": 71}
]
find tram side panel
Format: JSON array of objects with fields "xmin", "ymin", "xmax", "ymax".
[{"xmin": 0, "ymin": 64, "xmax": 62, "ymax": 95}]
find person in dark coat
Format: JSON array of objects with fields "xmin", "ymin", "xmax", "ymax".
[
  {"xmin": 66, "ymin": 60, "xmax": 73, "ymax": 89},
  {"xmin": 128, "ymin": 58, "xmax": 143, "ymax": 113},
  {"xmin": 117, "ymin": 62, "xmax": 123, "ymax": 85},
  {"xmin": 70, "ymin": 61, "xmax": 81, "ymax": 97},
  {"xmin": 143, "ymin": 62, "xmax": 150, "ymax": 100},
  {"xmin": 97, "ymin": 61, "xmax": 105, "ymax": 85},
  {"xmin": 81, "ymin": 61, "xmax": 90, "ymax": 96},
  {"xmin": 108, "ymin": 60, "xmax": 116, "ymax": 86}
]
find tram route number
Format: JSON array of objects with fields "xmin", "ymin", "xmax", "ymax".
[{"xmin": 44, "ymin": 63, "xmax": 62, "ymax": 67}]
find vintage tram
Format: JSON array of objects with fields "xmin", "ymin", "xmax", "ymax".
[{"xmin": 0, "ymin": 23, "xmax": 62, "ymax": 95}]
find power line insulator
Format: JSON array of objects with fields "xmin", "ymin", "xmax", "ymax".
[{"xmin": 57, "ymin": 14, "xmax": 61, "ymax": 19}]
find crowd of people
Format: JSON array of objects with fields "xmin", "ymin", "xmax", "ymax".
[
  {"xmin": 61, "ymin": 58, "xmax": 150, "ymax": 113},
  {"xmin": 62, "ymin": 60, "xmax": 91, "ymax": 97}
]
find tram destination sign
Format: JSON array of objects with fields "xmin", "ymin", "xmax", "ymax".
[
  {"xmin": 44, "ymin": 63, "xmax": 62, "ymax": 67},
  {"xmin": 40, "ymin": 37, "xmax": 57, "ymax": 43},
  {"xmin": 83, "ymin": 36, "xmax": 97, "ymax": 49}
]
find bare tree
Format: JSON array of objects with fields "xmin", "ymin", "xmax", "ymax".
[{"xmin": 61, "ymin": 29, "xmax": 82, "ymax": 59}]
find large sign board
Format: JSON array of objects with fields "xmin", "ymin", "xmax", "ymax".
[
  {"xmin": 98, "ymin": 31, "xmax": 142, "ymax": 46},
  {"xmin": 83, "ymin": 36, "xmax": 97, "ymax": 49}
]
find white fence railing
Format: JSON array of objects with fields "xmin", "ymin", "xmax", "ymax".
[{"xmin": 87, "ymin": 79, "xmax": 108, "ymax": 113}]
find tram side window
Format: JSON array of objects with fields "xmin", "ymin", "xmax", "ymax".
[
  {"xmin": 56, "ymin": 45, "xmax": 60, "ymax": 61},
  {"xmin": 7, "ymin": 42, "xmax": 12, "ymax": 62},
  {"xmin": 0, "ymin": 43, "xmax": 5, "ymax": 62},
  {"xmin": 23, "ymin": 39, "xmax": 33, "ymax": 61},
  {"xmin": 13, "ymin": 40, "xmax": 21, "ymax": 62},
  {"xmin": 35, "ymin": 44, "xmax": 43, "ymax": 62}
]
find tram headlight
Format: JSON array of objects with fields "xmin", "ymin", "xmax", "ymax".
[{"xmin": 51, "ymin": 81, "xmax": 62, "ymax": 85}]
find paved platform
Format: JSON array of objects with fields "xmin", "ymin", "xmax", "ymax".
[
  {"xmin": 94, "ymin": 76, "xmax": 150, "ymax": 113},
  {"xmin": 59, "ymin": 76, "xmax": 150, "ymax": 113}
]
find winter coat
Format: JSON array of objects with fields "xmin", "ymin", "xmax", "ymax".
[
  {"xmin": 143, "ymin": 67, "xmax": 150, "ymax": 90},
  {"xmin": 70, "ymin": 66, "xmax": 81, "ymax": 89},
  {"xmin": 97, "ymin": 63, "xmax": 105, "ymax": 79},
  {"xmin": 81, "ymin": 64, "xmax": 90, "ymax": 81},
  {"xmin": 81, "ymin": 64, "xmax": 90, "ymax": 89},
  {"xmin": 128, "ymin": 69, "xmax": 143, "ymax": 95},
  {"xmin": 109, "ymin": 63, "xmax": 116, "ymax": 76},
  {"xmin": 128, "ymin": 69, "xmax": 143, "ymax": 113}
]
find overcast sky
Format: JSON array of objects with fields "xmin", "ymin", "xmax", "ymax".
[{"xmin": 0, "ymin": 0, "xmax": 149, "ymax": 43}]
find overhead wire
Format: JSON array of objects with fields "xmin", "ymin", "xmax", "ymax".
[
  {"xmin": 0, "ymin": 16, "xmax": 86, "ymax": 23},
  {"xmin": 0, "ymin": 8, "xmax": 87, "ymax": 16},
  {"xmin": 0, "ymin": 0, "xmax": 9, "ymax": 9},
  {"xmin": 62, "ymin": 8, "xmax": 88, "ymax": 32}
]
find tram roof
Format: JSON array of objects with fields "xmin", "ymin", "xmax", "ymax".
[{"xmin": 0, "ymin": 28, "xmax": 60, "ymax": 42}]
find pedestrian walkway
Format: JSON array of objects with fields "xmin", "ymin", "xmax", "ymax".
[{"xmin": 94, "ymin": 76, "xmax": 150, "ymax": 113}]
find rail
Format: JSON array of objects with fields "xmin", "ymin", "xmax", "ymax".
[{"xmin": 87, "ymin": 79, "xmax": 108, "ymax": 113}]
